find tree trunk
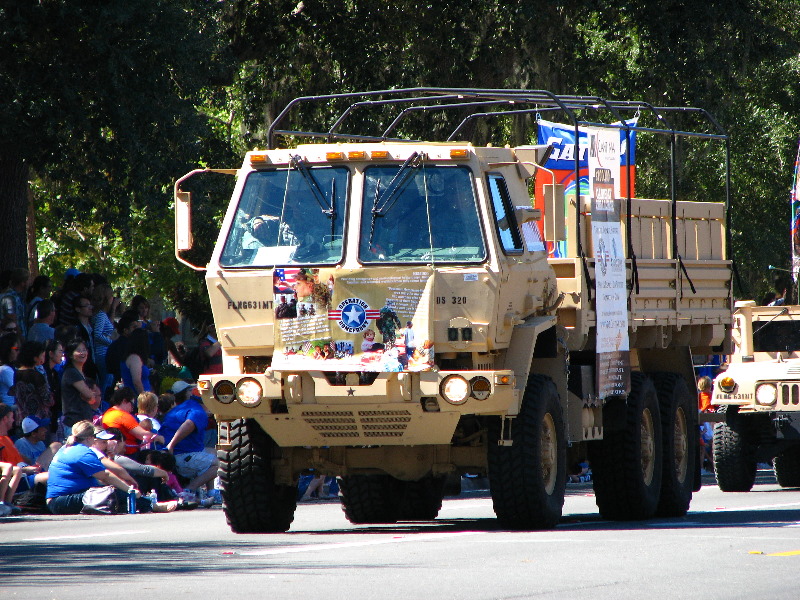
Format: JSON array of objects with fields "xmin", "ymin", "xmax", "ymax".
[{"xmin": 0, "ymin": 155, "xmax": 31, "ymax": 271}]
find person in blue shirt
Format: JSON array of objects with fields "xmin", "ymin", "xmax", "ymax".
[
  {"xmin": 46, "ymin": 420, "xmax": 143, "ymax": 514},
  {"xmin": 161, "ymin": 381, "xmax": 218, "ymax": 496}
]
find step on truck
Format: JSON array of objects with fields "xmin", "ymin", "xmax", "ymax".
[
  {"xmin": 712, "ymin": 301, "xmax": 800, "ymax": 490},
  {"xmin": 174, "ymin": 88, "xmax": 733, "ymax": 532}
]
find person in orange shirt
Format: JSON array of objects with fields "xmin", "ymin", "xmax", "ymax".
[
  {"xmin": 697, "ymin": 376, "xmax": 714, "ymax": 412},
  {"xmin": 0, "ymin": 403, "xmax": 46, "ymax": 515},
  {"xmin": 101, "ymin": 387, "xmax": 163, "ymax": 457}
]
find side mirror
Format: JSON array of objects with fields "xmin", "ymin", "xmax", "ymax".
[{"xmin": 175, "ymin": 189, "xmax": 193, "ymax": 251}]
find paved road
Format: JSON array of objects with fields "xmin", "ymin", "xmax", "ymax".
[{"xmin": 4, "ymin": 471, "xmax": 800, "ymax": 600}]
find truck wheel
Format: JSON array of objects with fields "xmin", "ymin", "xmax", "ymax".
[
  {"xmin": 338, "ymin": 474, "xmax": 401, "ymax": 524},
  {"xmin": 488, "ymin": 374, "xmax": 566, "ymax": 530},
  {"xmin": 652, "ymin": 373, "xmax": 697, "ymax": 517},
  {"xmin": 218, "ymin": 419, "xmax": 297, "ymax": 533},
  {"xmin": 589, "ymin": 372, "xmax": 663, "ymax": 520},
  {"xmin": 712, "ymin": 406, "xmax": 756, "ymax": 492},
  {"xmin": 397, "ymin": 475, "xmax": 447, "ymax": 520},
  {"xmin": 773, "ymin": 447, "xmax": 800, "ymax": 488}
]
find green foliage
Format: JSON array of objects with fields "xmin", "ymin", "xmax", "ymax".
[{"xmin": 1, "ymin": 0, "xmax": 800, "ymax": 312}]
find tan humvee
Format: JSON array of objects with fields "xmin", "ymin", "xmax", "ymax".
[
  {"xmin": 712, "ymin": 301, "xmax": 800, "ymax": 491},
  {"xmin": 174, "ymin": 89, "xmax": 732, "ymax": 532}
]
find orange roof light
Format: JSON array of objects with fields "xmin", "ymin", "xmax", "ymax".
[
  {"xmin": 371, "ymin": 150, "xmax": 390, "ymax": 159},
  {"xmin": 450, "ymin": 148, "xmax": 469, "ymax": 159},
  {"xmin": 250, "ymin": 153, "xmax": 269, "ymax": 164},
  {"xmin": 348, "ymin": 150, "xmax": 367, "ymax": 160},
  {"xmin": 326, "ymin": 151, "xmax": 345, "ymax": 161}
]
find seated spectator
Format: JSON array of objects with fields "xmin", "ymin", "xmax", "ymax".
[
  {"xmin": 101, "ymin": 387, "xmax": 164, "ymax": 457},
  {"xmin": 14, "ymin": 340, "xmax": 53, "ymax": 422},
  {"xmin": 0, "ymin": 403, "xmax": 44, "ymax": 513},
  {"xmin": 15, "ymin": 416, "xmax": 61, "ymax": 469},
  {"xmin": 27, "ymin": 299, "xmax": 56, "ymax": 344},
  {"xmin": 136, "ymin": 391, "xmax": 161, "ymax": 433},
  {"xmin": 161, "ymin": 381, "xmax": 219, "ymax": 498},
  {"xmin": 0, "ymin": 332, "xmax": 20, "ymax": 413},
  {"xmin": 45, "ymin": 420, "xmax": 153, "ymax": 514},
  {"xmin": 121, "ymin": 328, "xmax": 153, "ymax": 394},
  {"xmin": 157, "ymin": 393, "xmax": 175, "ymax": 423},
  {"xmin": 61, "ymin": 338, "xmax": 102, "ymax": 439},
  {"xmin": 143, "ymin": 449, "xmax": 185, "ymax": 501}
]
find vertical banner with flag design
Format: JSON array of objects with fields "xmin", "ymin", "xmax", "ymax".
[{"xmin": 791, "ymin": 138, "xmax": 800, "ymax": 288}]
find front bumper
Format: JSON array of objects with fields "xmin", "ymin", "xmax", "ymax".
[{"xmin": 199, "ymin": 369, "xmax": 518, "ymax": 447}]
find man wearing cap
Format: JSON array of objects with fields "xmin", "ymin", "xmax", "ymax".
[
  {"xmin": 160, "ymin": 381, "xmax": 218, "ymax": 497},
  {"xmin": 15, "ymin": 416, "xmax": 61, "ymax": 469}
]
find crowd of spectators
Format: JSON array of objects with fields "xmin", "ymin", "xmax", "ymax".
[{"xmin": 0, "ymin": 267, "xmax": 223, "ymax": 517}]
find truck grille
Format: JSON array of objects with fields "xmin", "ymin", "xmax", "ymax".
[
  {"xmin": 779, "ymin": 384, "xmax": 800, "ymax": 406},
  {"xmin": 301, "ymin": 410, "xmax": 412, "ymax": 438}
]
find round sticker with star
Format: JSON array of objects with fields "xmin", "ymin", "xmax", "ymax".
[{"xmin": 335, "ymin": 298, "xmax": 371, "ymax": 333}]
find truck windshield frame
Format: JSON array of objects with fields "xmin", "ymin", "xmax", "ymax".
[
  {"xmin": 358, "ymin": 164, "xmax": 486, "ymax": 264},
  {"xmin": 219, "ymin": 166, "xmax": 349, "ymax": 268}
]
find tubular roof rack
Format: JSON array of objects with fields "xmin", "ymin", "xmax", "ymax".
[{"xmin": 266, "ymin": 87, "xmax": 727, "ymax": 149}]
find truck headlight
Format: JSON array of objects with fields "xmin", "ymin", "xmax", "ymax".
[
  {"xmin": 237, "ymin": 378, "xmax": 263, "ymax": 407},
  {"xmin": 718, "ymin": 376, "xmax": 736, "ymax": 393},
  {"xmin": 440, "ymin": 375, "xmax": 470, "ymax": 405},
  {"xmin": 755, "ymin": 383, "xmax": 777, "ymax": 406}
]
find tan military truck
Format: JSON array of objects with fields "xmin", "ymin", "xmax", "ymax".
[
  {"xmin": 712, "ymin": 301, "xmax": 800, "ymax": 491},
  {"xmin": 174, "ymin": 89, "xmax": 732, "ymax": 532}
]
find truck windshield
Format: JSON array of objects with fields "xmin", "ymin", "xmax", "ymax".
[
  {"xmin": 359, "ymin": 165, "xmax": 485, "ymax": 263},
  {"xmin": 753, "ymin": 319, "xmax": 800, "ymax": 352},
  {"xmin": 220, "ymin": 167, "xmax": 348, "ymax": 267}
]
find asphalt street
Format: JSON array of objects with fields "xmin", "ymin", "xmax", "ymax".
[{"xmin": 3, "ymin": 471, "xmax": 800, "ymax": 600}]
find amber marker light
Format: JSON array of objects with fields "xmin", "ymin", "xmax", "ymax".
[
  {"xmin": 326, "ymin": 151, "xmax": 345, "ymax": 161},
  {"xmin": 250, "ymin": 153, "xmax": 269, "ymax": 165},
  {"xmin": 718, "ymin": 376, "xmax": 736, "ymax": 393},
  {"xmin": 371, "ymin": 150, "xmax": 390, "ymax": 159},
  {"xmin": 450, "ymin": 149, "xmax": 469, "ymax": 159},
  {"xmin": 348, "ymin": 150, "xmax": 367, "ymax": 160}
]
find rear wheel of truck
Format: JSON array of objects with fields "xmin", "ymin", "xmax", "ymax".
[
  {"xmin": 773, "ymin": 446, "xmax": 800, "ymax": 488},
  {"xmin": 218, "ymin": 419, "xmax": 297, "ymax": 533},
  {"xmin": 338, "ymin": 474, "xmax": 401, "ymax": 524},
  {"xmin": 488, "ymin": 374, "xmax": 566, "ymax": 530},
  {"xmin": 713, "ymin": 406, "xmax": 757, "ymax": 492},
  {"xmin": 653, "ymin": 373, "xmax": 697, "ymax": 517},
  {"xmin": 590, "ymin": 372, "xmax": 663, "ymax": 520}
]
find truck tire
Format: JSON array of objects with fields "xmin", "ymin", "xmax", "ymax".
[
  {"xmin": 218, "ymin": 419, "xmax": 297, "ymax": 533},
  {"xmin": 712, "ymin": 406, "xmax": 756, "ymax": 492},
  {"xmin": 773, "ymin": 447, "xmax": 800, "ymax": 488},
  {"xmin": 397, "ymin": 475, "xmax": 447, "ymax": 520},
  {"xmin": 488, "ymin": 374, "xmax": 566, "ymax": 530},
  {"xmin": 652, "ymin": 373, "xmax": 697, "ymax": 517},
  {"xmin": 589, "ymin": 372, "xmax": 663, "ymax": 520},
  {"xmin": 338, "ymin": 474, "xmax": 401, "ymax": 524}
]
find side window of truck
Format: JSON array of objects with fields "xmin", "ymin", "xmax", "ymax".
[{"xmin": 487, "ymin": 173, "xmax": 523, "ymax": 254}]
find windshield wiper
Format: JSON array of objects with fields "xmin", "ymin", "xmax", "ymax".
[
  {"xmin": 368, "ymin": 152, "xmax": 423, "ymax": 247},
  {"xmin": 290, "ymin": 154, "xmax": 336, "ymax": 220},
  {"xmin": 373, "ymin": 151, "xmax": 423, "ymax": 216}
]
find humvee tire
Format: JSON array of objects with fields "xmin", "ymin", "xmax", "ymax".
[
  {"xmin": 653, "ymin": 373, "xmax": 696, "ymax": 517},
  {"xmin": 773, "ymin": 446, "xmax": 800, "ymax": 488},
  {"xmin": 488, "ymin": 374, "xmax": 566, "ymax": 530},
  {"xmin": 339, "ymin": 474, "xmax": 401, "ymax": 524},
  {"xmin": 713, "ymin": 406, "xmax": 757, "ymax": 492},
  {"xmin": 218, "ymin": 419, "xmax": 297, "ymax": 533},
  {"xmin": 397, "ymin": 475, "xmax": 447, "ymax": 520},
  {"xmin": 590, "ymin": 373, "xmax": 663, "ymax": 520}
]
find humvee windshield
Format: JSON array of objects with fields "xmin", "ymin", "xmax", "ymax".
[
  {"xmin": 220, "ymin": 166, "xmax": 348, "ymax": 267},
  {"xmin": 359, "ymin": 165, "xmax": 485, "ymax": 263},
  {"xmin": 753, "ymin": 318, "xmax": 800, "ymax": 352}
]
